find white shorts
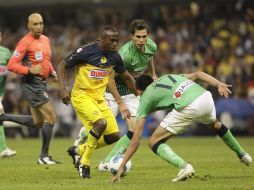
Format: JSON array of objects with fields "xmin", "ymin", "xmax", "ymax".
[
  {"xmin": 160, "ymin": 91, "xmax": 216, "ymax": 134},
  {"xmin": 0, "ymin": 96, "xmax": 3, "ymax": 112},
  {"xmin": 104, "ymin": 92, "xmax": 139, "ymax": 117}
]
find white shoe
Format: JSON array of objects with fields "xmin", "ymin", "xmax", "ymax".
[
  {"xmin": 73, "ymin": 137, "xmax": 83, "ymax": 146},
  {"xmin": 172, "ymin": 163, "xmax": 195, "ymax": 182},
  {"xmin": 37, "ymin": 156, "xmax": 61, "ymax": 165},
  {"xmin": 98, "ymin": 161, "xmax": 109, "ymax": 172},
  {"xmin": 240, "ymin": 153, "xmax": 252, "ymax": 166},
  {"xmin": 0, "ymin": 147, "xmax": 16, "ymax": 158}
]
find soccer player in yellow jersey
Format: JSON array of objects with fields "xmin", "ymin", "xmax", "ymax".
[{"xmin": 57, "ymin": 26, "xmax": 138, "ymax": 178}]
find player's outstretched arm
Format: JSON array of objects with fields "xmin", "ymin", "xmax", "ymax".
[
  {"xmin": 184, "ymin": 71, "xmax": 232, "ymax": 98},
  {"xmin": 112, "ymin": 118, "xmax": 146, "ymax": 183},
  {"xmin": 148, "ymin": 58, "xmax": 157, "ymax": 80},
  {"xmin": 120, "ymin": 71, "xmax": 139, "ymax": 96},
  {"xmin": 108, "ymin": 70, "xmax": 130, "ymax": 119}
]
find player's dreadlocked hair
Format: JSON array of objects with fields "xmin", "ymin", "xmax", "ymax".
[
  {"xmin": 136, "ymin": 75, "xmax": 154, "ymax": 91},
  {"xmin": 130, "ymin": 19, "xmax": 149, "ymax": 35}
]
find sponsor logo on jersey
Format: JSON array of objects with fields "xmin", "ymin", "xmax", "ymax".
[
  {"xmin": 100, "ymin": 56, "xmax": 107, "ymax": 64},
  {"xmin": 89, "ymin": 69, "xmax": 107, "ymax": 79},
  {"xmin": 93, "ymin": 111, "xmax": 98, "ymax": 116},
  {"xmin": 0, "ymin": 66, "xmax": 8, "ymax": 76},
  {"xmin": 173, "ymin": 80, "xmax": 194, "ymax": 99}
]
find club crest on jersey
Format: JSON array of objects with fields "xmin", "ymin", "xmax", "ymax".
[
  {"xmin": 173, "ymin": 80, "xmax": 194, "ymax": 99},
  {"xmin": 89, "ymin": 69, "xmax": 107, "ymax": 79},
  {"xmin": 100, "ymin": 56, "xmax": 107, "ymax": 64}
]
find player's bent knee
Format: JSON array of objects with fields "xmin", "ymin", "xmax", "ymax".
[
  {"xmin": 34, "ymin": 121, "xmax": 43, "ymax": 128},
  {"xmin": 148, "ymin": 136, "xmax": 157, "ymax": 149},
  {"xmin": 150, "ymin": 139, "xmax": 167, "ymax": 154},
  {"xmin": 92, "ymin": 119, "xmax": 107, "ymax": 136},
  {"xmin": 104, "ymin": 132, "xmax": 120, "ymax": 144}
]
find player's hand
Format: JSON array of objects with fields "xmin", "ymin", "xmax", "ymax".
[
  {"xmin": 152, "ymin": 74, "xmax": 157, "ymax": 81},
  {"xmin": 111, "ymin": 167, "xmax": 124, "ymax": 183},
  {"xmin": 28, "ymin": 65, "xmax": 41, "ymax": 75},
  {"xmin": 119, "ymin": 102, "xmax": 131, "ymax": 119},
  {"xmin": 217, "ymin": 83, "xmax": 232, "ymax": 98},
  {"xmin": 59, "ymin": 88, "xmax": 71, "ymax": 105},
  {"xmin": 50, "ymin": 71, "xmax": 58, "ymax": 82}
]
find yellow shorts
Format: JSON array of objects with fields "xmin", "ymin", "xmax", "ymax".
[{"xmin": 71, "ymin": 93, "xmax": 119, "ymax": 135}]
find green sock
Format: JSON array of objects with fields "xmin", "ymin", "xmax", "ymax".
[
  {"xmin": 157, "ymin": 143, "xmax": 186, "ymax": 169},
  {"xmin": 80, "ymin": 127, "xmax": 88, "ymax": 140},
  {"xmin": 103, "ymin": 134, "xmax": 130, "ymax": 163},
  {"xmin": 220, "ymin": 130, "xmax": 245, "ymax": 158},
  {"xmin": 0, "ymin": 126, "xmax": 7, "ymax": 151}
]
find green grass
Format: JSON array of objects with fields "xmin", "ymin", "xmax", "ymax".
[{"xmin": 0, "ymin": 137, "xmax": 253, "ymax": 190}]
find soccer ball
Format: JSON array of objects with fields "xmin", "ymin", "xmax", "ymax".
[{"xmin": 109, "ymin": 154, "xmax": 132, "ymax": 176}]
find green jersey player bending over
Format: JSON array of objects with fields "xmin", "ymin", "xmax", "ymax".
[{"xmin": 112, "ymin": 71, "xmax": 252, "ymax": 183}]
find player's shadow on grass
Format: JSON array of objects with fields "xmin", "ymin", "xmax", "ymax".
[{"xmin": 195, "ymin": 174, "xmax": 253, "ymax": 181}]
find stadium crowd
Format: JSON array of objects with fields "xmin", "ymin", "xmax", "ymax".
[{"xmin": 1, "ymin": 0, "xmax": 254, "ymax": 137}]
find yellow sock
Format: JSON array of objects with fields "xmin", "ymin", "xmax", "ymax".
[
  {"xmin": 96, "ymin": 135, "xmax": 107, "ymax": 149},
  {"xmin": 80, "ymin": 133, "xmax": 98, "ymax": 166},
  {"xmin": 78, "ymin": 135, "xmax": 107, "ymax": 156},
  {"xmin": 78, "ymin": 143, "xmax": 87, "ymax": 156}
]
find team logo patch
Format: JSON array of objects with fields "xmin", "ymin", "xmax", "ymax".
[
  {"xmin": 35, "ymin": 51, "xmax": 43, "ymax": 61},
  {"xmin": 100, "ymin": 56, "xmax": 107, "ymax": 64},
  {"xmin": 173, "ymin": 80, "xmax": 194, "ymax": 99},
  {"xmin": 93, "ymin": 111, "xmax": 98, "ymax": 116},
  {"xmin": 89, "ymin": 69, "xmax": 107, "ymax": 79},
  {"xmin": 13, "ymin": 50, "xmax": 19, "ymax": 57}
]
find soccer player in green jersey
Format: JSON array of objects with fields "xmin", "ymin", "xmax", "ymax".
[
  {"xmin": 72, "ymin": 19, "xmax": 158, "ymax": 170},
  {"xmin": 0, "ymin": 31, "xmax": 16, "ymax": 158},
  {"xmin": 112, "ymin": 71, "xmax": 252, "ymax": 182}
]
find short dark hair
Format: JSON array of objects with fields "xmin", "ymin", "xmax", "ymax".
[
  {"xmin": 103, "ymin": 26, "xmax": 118, "ymax": 33},
  {"xmin": 136, "ymin": 75, "xmax": 154, "ymax": 91},
  {"xmin": 130, "ymin": 19, "xmax": 149, "ymax": 35}
]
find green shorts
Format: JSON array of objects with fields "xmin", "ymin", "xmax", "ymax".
[{"xmin": 21, "ymin": 76, "xmax": 49, "ymax": 108}]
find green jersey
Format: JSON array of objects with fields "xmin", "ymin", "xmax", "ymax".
[
  {"xmin": 136, "ymin": 74, "xmax": 206, "ymax": 119},
  {"xmin": 107, "ymin": 39, "xmax": 157, "ymax": 96},
  {"xmin": 0, "ymin": 45, "xmax": 11, "ymax": 96}
]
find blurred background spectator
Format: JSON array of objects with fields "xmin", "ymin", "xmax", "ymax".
[{"xmin": 0, "ymin": 0, "xmax": 254, "ymax": 137}]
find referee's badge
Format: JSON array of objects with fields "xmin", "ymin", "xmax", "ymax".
[{"xmin": 100, "ymin": 56, "xmax": 107, "ymax": 64}]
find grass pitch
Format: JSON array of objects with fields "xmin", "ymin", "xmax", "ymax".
[{"xmin": 0, "ymin": 137, "xmax": 253, "ymax": 190}]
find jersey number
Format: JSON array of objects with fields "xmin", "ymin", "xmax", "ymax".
[{"xmin": 155, "ymin": 75, "xmax": 177, "ymax": 89}]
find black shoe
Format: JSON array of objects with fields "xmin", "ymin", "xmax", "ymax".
[
  {"xmin": 67, "ymin": 146, "xmax": 80, "ymax": 168},
  {"xmin": 79, "ymin": 165, "xmax": 91, "ymax": 178}
]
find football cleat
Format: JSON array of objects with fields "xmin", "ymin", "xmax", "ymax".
[
  {"xmin": 67, "ymin": 146, "xmax": 80, "ymax": 168},
  {"xmin": 0, "ymin": 147, "xmax": 16, "ymax": 158},
  {"xmin": 37, "ymin": 156, "xmax": 61, "ymax": 165},
  {"xmin": 240, "ymin": 153, "xmax": 252, "ymax": 166},
  {"xmin": 172, "ymin": 163, "xmax": 195, "ymax": 182},
  {"xmin": 79, "ymin": 165, "xmax": 91, "ymax": 178},
  {"xmin": 98, "ymin": 161, "xmax": 109, "ymax": 172}
]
